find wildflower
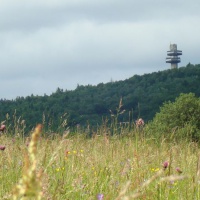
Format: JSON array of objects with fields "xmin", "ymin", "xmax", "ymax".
[
  {"xmin": 26, "ymin": 142, "xmax": 30, "ymax": 147},
  {"xmin": 94, "ymin": 171, "xmax": 97, "ymax": 176},
  {"xmin": 73, "ymin": 150, "xmax": 77, "ymax": 154},
  {"xmin": 97, "ymin": 193, "xmax": 104, "ymax": 200},
  {"xmin": 151, "ymin": 168, "xmax": 160, "ymax": 172},
  {"xmin": 56, "ymin": 168, "xmax": 60, "ymax": 172},
  {"xmin": 136, "ymin": 118, "xmax": 144, "ymax": 127},
  {"xmin": 65, "ymin": 150, "xmax": 70, "ymax": 156},
  {"xmin": 163, "ymin": 161, "xmax": 169, "ymax": 170},
  {"xmin": 0, "ymin": 145, "xmax": 6, "ymax": 151},
  {"xmin": 169, "ymin": 181, "xmax": 178, "ymax": 187},
  {"xmin": 56, "ymin": 167, "xmax": 64, "ymax": 172},
  {"xmin": 0, "ymin": 124, "xmax": 6, "ymax": 132},
  {"xmin": 176, "ymin": 167, "xmax": 183, "ymax": 174}
]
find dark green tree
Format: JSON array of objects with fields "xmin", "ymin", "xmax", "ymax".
[{"xmin": 147, "ymin": 93, "xmax": 200, "ymax": 140}]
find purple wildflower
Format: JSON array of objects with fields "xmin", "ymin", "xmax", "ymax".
[
  {"xmin": 0, "ymin": 145, "xmax": 6, "ymax": 151},
  {"xmin": 163, "ymin": 161, "xmax": 169, "ymax": 170},
  {"xmin": 97, "ymin": 193, "xmax": 104, "ymax": 200},
  {"xmin": 176, "ymin": 167, "xmax": 183, "ymax": 174}
]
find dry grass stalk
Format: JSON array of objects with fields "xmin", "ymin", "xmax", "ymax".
[
  {"xmin": 141, "ymin": 169, "xmax": 164, "ymax": 189},
  {"xmin": 44, "ymin": 135, "xmax": 67, "ymax": 173},
  {"xmin": 196, "ymin": 153, "xmax": 200, "ymax": 180},
  {"xmin": 117, "ymin": 167, "xmax": 167, "ymax": 199},
  {"xmin": 160, "ymin": 175, "xmax": 188, "ymax": 182},
  {"xmin": 115, "ymin": 181, "xmax": 131, "ymax": 200},
  {"xmin": 12, "ymin": 124, "xmax": 43, "ymax": 200}
]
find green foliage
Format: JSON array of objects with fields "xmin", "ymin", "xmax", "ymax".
[
  {"xmin": 147, "ymin": 93, "xmax": 200, "ymax": 141},
  {"xmin": 1, "ymin": 63, "xmax": 200, "ymax": 133}
]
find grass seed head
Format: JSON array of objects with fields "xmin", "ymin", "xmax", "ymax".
[{"xmin": 12, "ymin": 124, "xmax": 43, "ymax": 200}]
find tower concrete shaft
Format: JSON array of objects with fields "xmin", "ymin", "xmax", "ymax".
[{"xmin": 166, "ymin": 44, "xmax": 182, "ymax": 69}]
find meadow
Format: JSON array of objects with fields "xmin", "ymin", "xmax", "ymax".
[{"xmin": 0, "ymin": 121, "xmax": 200, "ymax": 200}]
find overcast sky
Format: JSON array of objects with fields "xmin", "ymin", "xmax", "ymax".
[{"xmin": 0, "ymin": 0, "xmax": 199, "ymax": 100}]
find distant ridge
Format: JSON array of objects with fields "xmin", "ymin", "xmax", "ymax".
[{"xmin": 0, "ymin": 63, "xmax": 200, "ymax": 132}]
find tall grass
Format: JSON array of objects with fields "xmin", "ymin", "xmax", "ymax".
[{"xmin": 0, "ymin": 121, "xmax": 200, "ymax": 199}]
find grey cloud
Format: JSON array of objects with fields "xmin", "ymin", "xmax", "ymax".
[
  {"xmin": 1, "ymin": 0, "xmax": 200, "ymax": 31},
  {"xmin": 0, "ymin": 0, "xmax": 200, "ymax": 99}
]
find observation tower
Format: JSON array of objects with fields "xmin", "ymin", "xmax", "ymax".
[{"xmin": 166, "ymin": 44, "xmax": 182, "ymax": 69}]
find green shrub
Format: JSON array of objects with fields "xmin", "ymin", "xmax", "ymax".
[{"xmin": 146, "ymin": 93, "xmax": 200, "ymax": 141}]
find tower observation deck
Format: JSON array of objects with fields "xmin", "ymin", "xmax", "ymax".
[{"xmin": 166, "ymin": 44, "xmax": 182, "ymax": 69}]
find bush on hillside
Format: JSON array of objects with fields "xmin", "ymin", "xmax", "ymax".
[{"xmin": 146, "ymin": 93, "xmax": 200, "ymax": 141}]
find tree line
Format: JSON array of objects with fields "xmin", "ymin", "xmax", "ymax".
[{"xmin": 0, "ymin": 63, "xmax": 200, "ymax": 133}]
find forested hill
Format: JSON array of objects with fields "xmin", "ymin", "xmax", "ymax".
[{"xmin": 1, "ymin": 63, "xmax": 200, "ymax": 132}]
